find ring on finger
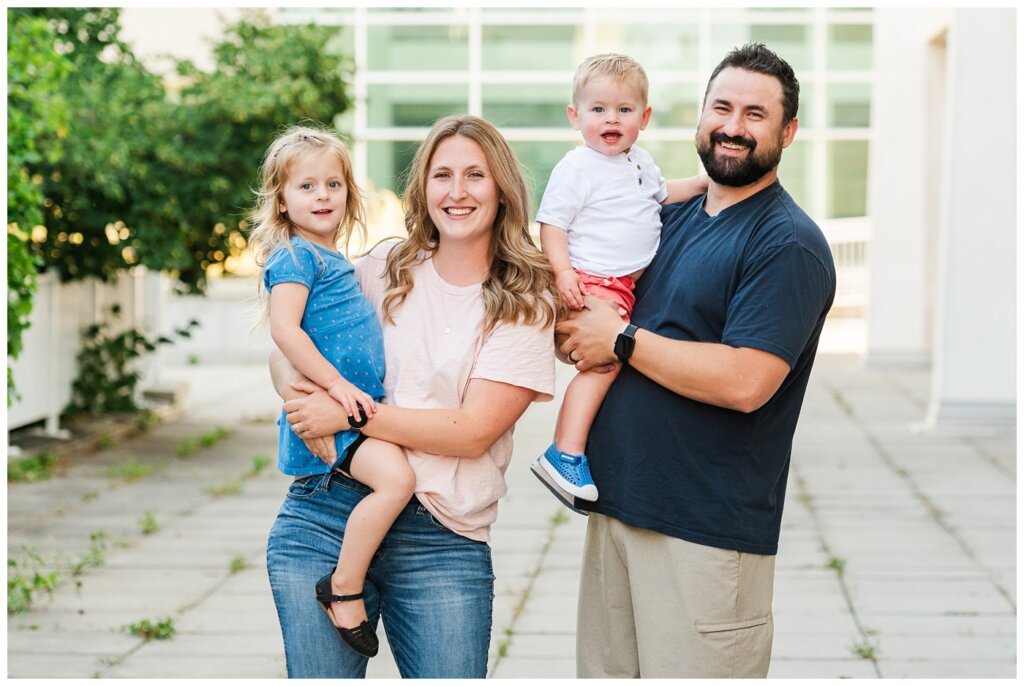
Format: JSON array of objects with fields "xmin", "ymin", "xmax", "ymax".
[{"xmin": 567, "ymin": 350, "xmax": 578, "ymax": 364}]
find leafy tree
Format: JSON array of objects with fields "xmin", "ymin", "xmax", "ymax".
[
  {"xmin": 18, "ymin": 8, "xmax": 353, "ymax": 293},
  {"xmin": 7, "ymin": 10, "xmax": 71, "ymax": 402}
]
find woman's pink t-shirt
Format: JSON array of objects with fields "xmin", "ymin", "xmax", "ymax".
[{"xmin": 356, "ymin": 243, "xmax": 555, "ymax": 541}]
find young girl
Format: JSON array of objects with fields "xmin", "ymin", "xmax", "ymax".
[{"xmin": 249, "ymin": 125, "xmax": 415, "ymax": 658}]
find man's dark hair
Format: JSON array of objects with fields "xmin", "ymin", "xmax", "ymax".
[{"xmin": 704, "ymin": 43, "xmax": 800, "ymax": 124}]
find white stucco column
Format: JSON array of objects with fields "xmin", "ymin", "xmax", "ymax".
[
  {"xmin": 925, "ymin": 8, "xmax": 1016, "ymax": 427},
  {"xmin": 864, "ymin": 9, "xmax": 949, "ymax": 366}
]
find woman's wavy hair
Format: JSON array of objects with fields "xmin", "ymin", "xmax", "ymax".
[
  {"xmin": 248, "ymin": 123, "xmax": 366, "ymax": 314},
  {"xmin": 380, "ymin": 115, "xmax": 559, "ymax": 332}
]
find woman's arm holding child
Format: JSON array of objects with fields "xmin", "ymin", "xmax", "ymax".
[
  {"xmin": 284, "ymin": 378, "xmax": 535, "ymax": 460},
  {"xmin": 269, "ymin": 283, "xmax": 377, "ymax": 420},
  {"xmin": 662, "ymin": 173, "xmax": 710, "ymax": 205}
]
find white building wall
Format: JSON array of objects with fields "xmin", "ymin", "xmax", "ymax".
[
  {"xmin": 925, "ymin": 8, "xmax": 1017, "ymax": 424},
  {"xmin": 865, "ymin": 9, "xmax": 950, "ymax": 365}
]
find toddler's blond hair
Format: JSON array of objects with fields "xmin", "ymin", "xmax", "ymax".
[{"xmin": 572, "ymin": 53, "xmax": 649, "ymax": 106}]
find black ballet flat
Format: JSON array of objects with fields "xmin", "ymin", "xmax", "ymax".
[{"xmin": 315, "ymin": 570, "xmax": 379, "ymax": 658}]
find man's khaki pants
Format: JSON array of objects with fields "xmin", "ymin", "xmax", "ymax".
[{"xmin": 576, "ymin": 513, "xmax": 775, "ymax": 678}]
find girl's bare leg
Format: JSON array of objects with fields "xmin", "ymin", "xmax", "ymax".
[
  {"xmin": 329, "ymin": 438, "xmax": 415, "ymax": 630},
  {"xmin": 554, "ymin": 364, "xmax": 621, "ymax": 456}
]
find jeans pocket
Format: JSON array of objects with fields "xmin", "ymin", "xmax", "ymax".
[{"xmin": 286, "ymin": 475, "xmax": 322, "ymax": 500}]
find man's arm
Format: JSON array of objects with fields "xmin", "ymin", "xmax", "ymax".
[
  {"xmin": 555, "ymin": 296, "xmax": 790, "ymax": 413},
  {"xmin": 284, "ymin": 377, "xmax": 536, "ymax": 458}
]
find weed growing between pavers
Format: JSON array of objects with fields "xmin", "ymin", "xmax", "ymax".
[
  {"xmin": 123, "ymin": 617, "xmax": 176, "ymax": 641},
  {"xmin": 108, "ymin": 459, "xmax": 157, "ymax": 482},
  {"xmin": 230, "ymin": 555, "xmax": 247, "ymax": 573},
  {"xmin": 7, "ymin": 452, "xmax": 59, "ymax": 482},
  {"xmin": 176, "ymin": 427, "xmax": 234, "ymax": 458},
  {"xmin": 7, "ymin": 549, "xmax": 59, "ymax": 614},
  {"xmin": 850, "ymin": 641, "xmax": 878, "ymax": 660},
  {"xmin": 139, "ymin": 511, "xmax": 160, "ymax": 535},
  {"xmin": 249, "ymin": 455, "xmax": 271, "ymax": 476},
  {"xmin": 826, "ymin": 555, "xmax": 847, "ymax": 575},
  {"xmin": 206, "ymin": 478, "xmax": 243, "ymax": 496},
  {"xmin": 97, "ymin": 429, "xmax": 118, "ymax": 450}
]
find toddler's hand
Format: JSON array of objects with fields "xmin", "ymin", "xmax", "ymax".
[
  {"xmin": 556, "ymin": 269, "xmax": 586, "ymax": 310},
  {"xmin": 327, "ymin": 380, "xmax": 377, "ymax": 422}
]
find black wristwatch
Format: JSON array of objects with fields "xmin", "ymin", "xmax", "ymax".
[{"xmin": 614, "ymin": 324, "xmax": 639, "ymax": 362}]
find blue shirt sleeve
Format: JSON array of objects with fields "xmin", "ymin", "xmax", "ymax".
[
  {"xmin": 263, "ymin": 244, "xmax": 320, "ymax": 291},
  {"xmin": 721, "ymin": 242, "xmax": 834, "ymax": 367}
]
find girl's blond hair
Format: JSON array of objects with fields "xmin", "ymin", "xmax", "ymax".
[
  {"xmin": 380, "ymin": 115, "xmax": 559, "ymax": 332},
  {"xmin": 248, "ymin": 124, "xmax": 366, "ymax": 313}
]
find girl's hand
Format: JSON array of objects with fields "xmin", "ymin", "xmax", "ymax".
[
  {"xmin": 556, "ymin": 269, "xmax": 586, "ymax": 310},
  {"xmin": 284, "ymin": 382, "xmax": 352, "ymax": 438},
  {"xmin": 326, "ymin": 379, "xmax": 377, "ymax": 420}
]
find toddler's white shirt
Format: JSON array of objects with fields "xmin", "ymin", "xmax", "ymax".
[{"xmin": 537, "ymin": 144, "xmax": 667, "ymax": 277}]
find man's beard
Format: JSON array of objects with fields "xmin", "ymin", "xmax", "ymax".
[{"xmin": 696, "ymin": 129, "xmax": 783, "ymax": 187}]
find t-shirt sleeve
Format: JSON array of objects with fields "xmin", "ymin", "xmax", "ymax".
[
  {"xmin": 263, "ymin": 245, "xmax": 319, "ymax": 291},
  {"xmin": 470, "ymin": 313, "xmax": 556, "ymax": 402},
  {"xmin": 647, "ymin": 150, "xmax": 669, "ymax": 204},
  {"xmin": 721, "ymin": 242, "xmax": 834, "ymax": 367},
  {"xmin": 536, "ymin": 157, "xmax": 588, "ymax": 230}
]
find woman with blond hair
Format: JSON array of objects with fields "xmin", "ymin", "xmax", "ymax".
[{"xmin": 267, "ymin": 115, "xmax": 557, "ymax": 678}]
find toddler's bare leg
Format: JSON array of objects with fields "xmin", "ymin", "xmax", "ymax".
[
  {"xmin": 554, "ymin": 365, "xmax": 621, "ymax": 456},
  {"xmin": 330, "ymin": 438, "xmax": 415, "ymax": 630}
]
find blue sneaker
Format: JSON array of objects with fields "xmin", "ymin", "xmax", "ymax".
[
  {"xmin": 536, "ymin": 443, "xmax": 598, "ymax": 501},
  {"xmin": 531, "ymin": 457, "xmax": 589, "ymax": 516}
]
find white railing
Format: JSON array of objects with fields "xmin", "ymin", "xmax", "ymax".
[{"xmin": 820, "ymin": 216, "xmax": 870, "ymax": 312}]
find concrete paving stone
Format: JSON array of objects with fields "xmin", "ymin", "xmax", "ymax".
[
  {"xmin": 870, "ymin": 633, "xmax": 1016, "ymax": 661},
  {"xmin": 859, "ymin": 612, "xmax": 1016, "ymax": 637},
  {"xmin": 7, "ymin": 653, "xmax": 114, "ymax": 679},
  {"xmin": 514, "ymin": 602, "xmax": 578, "ymax": 634},
  {"xmin": 766, "ymin": 657, "xmax": 879, "ymax": 678},
  {"xmin": 490, "ymin": 655, "xmax": 576, "ymax": 678},
  {"xmin": 500, "ymin": 630, "xmax": 576, "ymax": 659},
  {"xmin": 876, "ymin": 659, "xmax": 1016, "ymax": 678},
  {"xmin": 846, "ymin": 578, "xmax": 1012, "ymax": 614},
  {"xmin": 122, "ymin": 629, "xmax": 285, "ymax": 656},
  {"xmin": 772, "ymin": 606, "xmax": 860, "ymax": 634},
  {"xmin": 173, "ymin": 608, "xmax": 281, "ymax": 635},
  {"xmin": 6, "ymin": 625, "xmax": 138, "ymax": 655},
  {"xmin": 101, "ymin": 652, "xmax": 285, "ymax": 678},
  {"xmin": 771, "ymin": 630, "xmax": 866, "ymax": 660}
]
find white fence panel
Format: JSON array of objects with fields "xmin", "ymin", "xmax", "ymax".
[
  {"xmin": 156, "ymin": 276, "xmax": 273, "ymax": 365},
  {"xmin": 8, "ymin": 271, "xmax": 149, "ymax": 433}
]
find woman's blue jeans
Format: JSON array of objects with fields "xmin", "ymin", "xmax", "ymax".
[{"xmin": 266, "ymin": 471, "xmax": 494, "ymax": 678}]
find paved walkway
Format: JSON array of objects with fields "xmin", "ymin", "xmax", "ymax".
[{"xmin": 6, "ymin": 354, "xmax": 1016, "ymax": 678}]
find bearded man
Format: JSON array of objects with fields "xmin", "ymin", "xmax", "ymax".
[{"xmin": 557, "ymin": 43, "xmax": 837, "ymax": 678}]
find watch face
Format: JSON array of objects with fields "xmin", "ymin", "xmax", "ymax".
[{"xmin": 615, "ymin": 332, "xmax": 634, "ymax": 361}]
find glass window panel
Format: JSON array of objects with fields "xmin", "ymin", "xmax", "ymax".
[
  {"xmin": 827, "ymin": 24, "xmax": 873, "ymax": 70},
  {"xmin": 648, "ymin": 82, "xmax": 700, "ymax": 129},
  {"xmin": 367, "ymin": 25, "xmax": 469, "ymax": 71},
  {"xmin": 367, "ymin": 84, "xmax": 468, "ymax": 128},
  {"xmin": 367, "ymin": 140, "xmax": 422, "ymax": 196},
  {"xmin": 482, "ymin": 84, "xmax": 569, "ymax": 128},
  {"xmin": 711, "ymin": 24, "xmax": 812, "ymax": 71},
  {"xmin": 482, "ymin": 25, "xmax": 579, "ymax": 71},
  {"xmin": 827, "ymin": 140, "xmax": 869, "ymax": 218},
  {"xmin": 827, "ymin": 83, "xmax": 871, "ymax": 127},
  {"xmin": 594, "ymin": 25, "xmax": 699, "ymax": 72},
  {"xmin": 510, "ymin": 141, "xmax": 578, "ymax": 215},
  {"xmin": 638, "ymin": 140, "xmax": 702, "ymax": 182},
  {"xmin": 794, "ymin": 81, "xmax": 814, "ymax": 129},
  {"xmin": 776, "ymin": 139, "xmax": 811, "ymax": 211}
]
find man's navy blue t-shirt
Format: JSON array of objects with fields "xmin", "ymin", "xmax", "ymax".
[{"xmin": 582, "ymin": 181, "xmax": 836, "ymax": 555}]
